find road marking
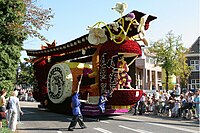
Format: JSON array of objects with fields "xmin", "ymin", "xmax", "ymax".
[
  {"xmin": 116, "ymin": 116, "xmax": 143, "ymax": 122},
  {"xmin": 57, "ymin": 131, "xmax": 62, "ymax": 133},
  {"xmin": 66, "ymin": 118, "xmax": 72, "ymax": 121},
  {"xmin": 94, "ymin": 127, "xmax": 112, "ymax": 133},
  {"xmin": 23, "ymin": 110, "xmax": 35, "ymax": 114},
  {"xmin": 85, "ymin": 117, "xmax": 98, "ymax": 121},
  {"xmin": 148, "ymin": 122, "xmax": 198, "ymax": 133},
  {"xmin": 119, "ymin": 125, "xmax": 153, "ymax": 133},
  {"xmin": 100, "ymin": 120, "xmax": 110, "ymax": 123},
  {"xmin": 136, "ymin": 129, "xmax": 153, "ymax": 133},
  {"xmin": 116, "ymin": 116, "xmax": 198, "ymax": 133}
]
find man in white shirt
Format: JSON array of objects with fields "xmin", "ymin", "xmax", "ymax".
[{"xmin": 175, "ymin": 84, "xmax": 181, "ymax": 96}]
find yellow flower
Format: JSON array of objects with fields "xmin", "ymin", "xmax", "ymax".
[{"xmin": 88, "ymin": 28, "xmax": 107, "ymax": 45}]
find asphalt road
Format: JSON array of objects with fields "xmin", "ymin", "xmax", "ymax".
[{"xmin": 16, "ymin": 101, "xmax": 199, "ymax": 133}]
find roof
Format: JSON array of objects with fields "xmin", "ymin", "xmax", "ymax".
[
  {"xmin": 26, "ymin": 10, "xmax": 157, "ymax": 62},
  {"xmin": 188, "ymin": 36, "xmax": 200, "ymax": 54}
]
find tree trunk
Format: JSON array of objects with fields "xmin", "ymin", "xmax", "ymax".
[{"xmin": 165, "ymin": 70, "xmax": 169, "ymax": 92}]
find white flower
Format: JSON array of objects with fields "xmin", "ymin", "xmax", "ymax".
[
  {"xmin": 88, "ymin": 28, "xmax": 108, "ymax": 45},
  {"xmin": 109, "ymin": 22, "xmax": 119, "ymax": 32},
  {"xmin": 112, "ymin": 2, "xmax": 127, "ymax": 14}
]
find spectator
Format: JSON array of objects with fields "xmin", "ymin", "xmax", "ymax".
[
  {"xmin": 194, "ymin": 89, "xmax": 200, "ymax": 122},
  {"xmin": 24, "ymin": 91, "xmax": 28, "ymax": 101},
  {"xmin": 146, "ymin": 96, "xmax": 153, "ymax": 112},
  {"xmin": 0, "ymin": 90, "xmax": 7, "ymax": 128},
  {"xmin": 154, "ymin": 90, "xmax": 160, "ymax": 100},
  {"xmin": 138, "ymin": 93, "xmax": 146, "ymax": 115},
  {"xmin": 187, "ymin": 91, "xmax": 194, "ymax": 113},
  {"xmin": 171, "ymin": 97, "xmax": 180, "ymax": 117},
  {"xmin": 7, "ymin": 91, "xmax": 23, "ymax": 132},
  {"xmin": 175, "ymin": 84, "xmax": 181, "ymax": 96},
  {"xmin": 179, "ymin": 94, "xmax": 187, "ymax": 118},
  {"xmin": 161, "ymin": 93, "xmax": 169, "ymax": 114}
]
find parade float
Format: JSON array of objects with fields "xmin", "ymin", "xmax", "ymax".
[{"xmin": 26, "ymin": 3, "xmax": 157, "ymax": 116}]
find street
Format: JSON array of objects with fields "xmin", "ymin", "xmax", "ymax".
[{"xmin": 17, "ymin": 102, "xmax": 199, "ymax": 133}]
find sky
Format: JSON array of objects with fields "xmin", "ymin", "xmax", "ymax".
[{"xmin": 21, "ymin": 0, "xmax": 200, "ymax": 61}]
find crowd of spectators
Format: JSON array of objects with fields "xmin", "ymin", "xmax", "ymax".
[
  {"xmin": 14, "ymin": 89, "xmax": 35, "ymax": 102},
  {"xmin": 133, "ymin": 84, "xmax": 200, "ymax": 123}
]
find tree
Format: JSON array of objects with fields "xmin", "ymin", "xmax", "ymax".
[
  {"xmin": 23, "ymin": 0, "xmax": 54, "ymax": 40},
  {"xmin": 16, "ymin": 62, "xmax": 36, "ymax": 89},
  {"xmin": 174, "ymin": 47, "xmax": 192, "ymax": 89},
  {"xmin": 0, "ymin": 0, "xmax": 26, "ymax": 92},
  {"xmin": 149, "ymin": 31, "xmax": 185, "ymax": 91},
  {"xmin": 0, "ymin": 0, "xmax": 53, "ymax": 92}
]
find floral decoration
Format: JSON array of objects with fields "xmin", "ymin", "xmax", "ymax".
[
  {"xmin": 125, "ymin": 13, "xmax": 135, "ymax": 21},
  {"xmin": 109, "ymin": 22, "xmax": 120, "ymax": 32},
  {"xmin": 87, "ymin": 2, "xmax": 149, "ymax": 45},
  {"xmin": 112, "ymin": 2, "xmax": 128, "ymax": 14},
  {"xmin": 88, "ymin": 28, "xmax": 107, "ymax": 45}
]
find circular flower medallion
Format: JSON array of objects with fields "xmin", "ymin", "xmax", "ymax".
[{"xmin": 47, "ymin": 63, "xmax": 73, "ymax": 104}]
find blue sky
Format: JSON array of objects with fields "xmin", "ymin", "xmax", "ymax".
[{"xmin": 21, "ymin": 0, "xmax": 199, "ymax": 61}]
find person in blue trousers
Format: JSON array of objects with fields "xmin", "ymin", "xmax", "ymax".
[
  {"xmin": 68, "ymin": 75, "xmax": 88, "ymax": 131},
  {"xmin": 97, "ymin": 89, "xmax": 114, "ymax": 121}
]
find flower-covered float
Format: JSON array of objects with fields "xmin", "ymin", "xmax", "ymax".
[{"xmin": 26, "ymin": 3, "xmax": 157, "ymax": 116}]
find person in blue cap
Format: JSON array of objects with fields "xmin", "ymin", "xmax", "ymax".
[{"xmin": 68, "ymin": 74, "xmax": 88, "ymax": 131}]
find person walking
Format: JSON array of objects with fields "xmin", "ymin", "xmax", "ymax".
[
  {"xmin": 97, "ymin": 91, "xmax": 108, "ymax": 121},
  {"xmin": 7, "ymin": 90, "xmax": 23, "ymax": 132},
  {"xmin": 0, "ymin": 90, "xmax": 7, "ymax": 128},
  {"xmin": 97, "ymin": 88, "xmax": 114, "ymax": 121},
  {"xmin": 68, "ymin": 74, "xmax": 87, "ymax": 131}
]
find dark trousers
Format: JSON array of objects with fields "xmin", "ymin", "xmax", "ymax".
[
  {"xmin": 68, "ymin": 115, "xmax": 86, "ymax": 130},
  {"xmin": 97, "ymin": 109, "xmax": 105, "ymax": 121},
  {"xmin": 133, "ymin": 103, "xmax": 138, "ymax": 115}
]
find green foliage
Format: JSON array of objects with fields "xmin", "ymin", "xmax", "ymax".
[
  {"xmin": 1, "ymin": 119, "xmax": 12, "ymax": 133},
  {"xmin": 16, "ymin": 62, "xmax": 36, "ymax": 88},
  {"xmin": 0, "ymin": 0, "xmax": 53, "ymax": 92},
  {"xmin": 174, "ymin": 47, "xmax": 192, "ymax": 88},
  {"xmin": 0, "ymin": 0, "xmax": 26, "ymax": 92},
  {"xmin": 149, "ymin": 31, "xmax": 189, "ymax": 91}
]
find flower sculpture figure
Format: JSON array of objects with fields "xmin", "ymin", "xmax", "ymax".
[
  {"xmin": 112, "ymin": 2, "xmax": 128, "ymax": 14},
  {"xmin": 88, "ymin": 28, "xmax": 107, "ymax": 45}
]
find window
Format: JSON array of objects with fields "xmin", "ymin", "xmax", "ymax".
[
  {"xmin": 191, "ymin": 79, "xmax": 200, "ymax": 89},
  {"xmin": 190, "ymin": 60, "xmax": 199, "ymax": 71}
]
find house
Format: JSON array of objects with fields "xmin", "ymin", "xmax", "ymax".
[
  {"xmin": 186, "ymin": 37, "xmax": 200, "ymax": 91},
  {"xmin": 135, "ymin": 48, "xmax": 162, "ymax": 90}
]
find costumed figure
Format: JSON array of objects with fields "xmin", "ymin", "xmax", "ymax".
[{"xmin": 117, "ymin": 55, "xmax": 132, "ymax": 89}]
